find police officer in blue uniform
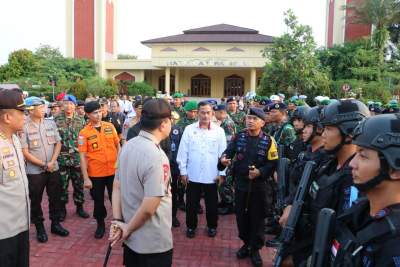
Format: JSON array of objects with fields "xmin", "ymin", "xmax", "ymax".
[
  {"xmin": 219, "ymin": 107, "xmax": 278, "ymax": 267},
  {"xmin": 322, "ymin": 114, "xmax": 400, "ymax": 266},
  {"xmin": 170, "ymin": 111, "xmax": 183, "ymax": 227}
]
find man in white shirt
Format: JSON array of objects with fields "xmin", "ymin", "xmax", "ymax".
[
  {"xmin": 118, "ymin": 95, "xmax": 133, "ymax": 115},
  {"xmin": 177, "ymin": 101, "xmax": 227, "ymax": 239}
]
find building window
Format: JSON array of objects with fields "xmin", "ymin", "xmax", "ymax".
[
  {"xmin": 158, "ymin": 75, "xmax": 175, "ymax": 94},
  {"xmin": 224, "ymin": 75, "xmax": 244, "ymax": 97},
  {"xmin": 191, "ymin": 74, "xmax": 211, "ymax": 97},
  {"xmin": 193, "ymin": 47, "xmax": 210, "ymax": 52}
]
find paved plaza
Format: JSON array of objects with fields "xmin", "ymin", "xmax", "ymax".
[{"xmin": 30, "ymin": 190, "xmax": 275, "ymax": 267}]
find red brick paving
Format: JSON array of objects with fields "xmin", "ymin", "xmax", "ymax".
[{"xmin": 30, "ymin": 190, "xmax": 275, "ymax": 267}]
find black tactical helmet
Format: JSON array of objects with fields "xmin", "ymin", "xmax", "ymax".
[
  {"xmin": 292, "ymin": 105, "xmax": 311, "ymax": 121},
  {"xmin": 320, "ymin": 99, "xmax": 370, "ymax": 136},
  {"xmin": 304, "ymin": 106, "xmax": 323, "ymax": 127},
  {"xmin": 352, "ymin": 114, "xmax": 400, "ymax": 170}
]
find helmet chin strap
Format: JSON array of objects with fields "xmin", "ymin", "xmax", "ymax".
[
  {"xmin": 353, "ymin": 156, "xmax": 390, "ymax": 193},
  {"xmin": 305, "ymin": 124, "xmax": 319, "ymax": 144},
  {"xmin": 325, "ymin": 131, "xmax": 348, "ymax": 155}
]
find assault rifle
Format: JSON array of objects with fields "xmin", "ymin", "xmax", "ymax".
[
  {"xmin": 273, "ymin": 160, "xmax": 316, "ymax": 267},
  {"xmin": 310, "ymin": 208, "xmax": 336, "ymax": 267}
]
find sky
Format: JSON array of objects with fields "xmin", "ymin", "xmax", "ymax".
[{"xmin": 0, "ymin": 0, "xmax": 328, "ymax": 64}]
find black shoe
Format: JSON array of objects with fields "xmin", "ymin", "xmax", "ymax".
[
  {"xmin": 59, "ymin": 206, "xmax": 66, "ymax": 222},
  {"xmin": 236, "ymin": 244, "xmax": 250, "ymax": 259},
  {"xmin": 265, "ymin": 237, "xmax": 281, "ymax": 247},
  {"xmin": 172, "ymin": 217, "xmax": 180, "ymax": 228},
  {"xmin": 51, "ymin": 222, "xmax": 69, "ymax": 237},
  {"xmin": 35, "ymin": 223, "xmax": 48, "ymax": 243},
  {"xmin": 76, "ymin": 204, "xmax": 90, "ymax": 219},
  {"xmin": 250, "ymin": 250, "xmax": 263, "ymax": 267},
  {"xmin": 178, "ymin": 201, "xmax": 186, "ymax": 211},
  {"xmin": 197, "ymin": 205, "xmax": 203, "ymax": 214},
  {"xmin": 186, "ymin": 228, "xmax": 195, "ymax": 238},
  {"xmin": 95, "ymin": 221, "xmax": 105, "ymax": 239},
  {"xmin": 207, "ymin": 228, "xmax": 217, "ymax": 237}
]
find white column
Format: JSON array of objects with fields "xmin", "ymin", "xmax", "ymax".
[
  {"xmin": 65, "ymin": 0, "xmax": 74, "ymax": 58},
  {"xmin": 175, "ymin": 68, "xmax": 180, "ymax": 92},
  {"xmin": 250, "ymin": 68, "xmax": 257, "ymax": 93},
  {"xmin": 165, "ymin": 67, "xmax": 171, "ymax": 96}
]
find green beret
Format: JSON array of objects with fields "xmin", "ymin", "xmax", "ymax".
[
  {"xmin": 184, "ymin": 101, "xmax": 198, "ymax": 111},
  {"xmin": 173, "ymin": 92, "xmax": 184, "ymax": 98}
]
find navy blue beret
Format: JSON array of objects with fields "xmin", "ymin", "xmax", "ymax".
[{"xmin": 247, "ymin": 107, "xmax": 266, "ymax": 120}]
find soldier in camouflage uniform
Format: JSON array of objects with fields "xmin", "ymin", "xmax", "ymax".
[
  {"xmin": 214, "ymin": 104, "xmax": 236, "ymax": 215},
  {"xmin": 264, "ymin": 102, "xmax": 297, "ymax": 245},
  {"xmin": 226, "ymin": 97, "xmax": 246, "ymax": 132},
  {"xmin": 54, "ymin": 95, "xmax": 89, "ymax": 220},
  {"xmin": 177, "ymin": 100, "xmax": 198, "ymax": 130},
  {"xmin": 175, "ymin": 100, "xmax": 198, "ymax": 210},
  {"xmin": 172, "ymin": 92, "xmax": 186, "ymax": 121},
  {"xmin": 265, "ymin": 102, "xmax": 297, "ymax": 147}
]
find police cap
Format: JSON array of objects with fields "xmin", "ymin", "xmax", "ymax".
[
  {"xmin": 84, "ymin": 101, "xmax": 101, "ymax": 113},
  {"xmin": 0, "ymin": 89, "xmax": 29, "ymax": 111}
]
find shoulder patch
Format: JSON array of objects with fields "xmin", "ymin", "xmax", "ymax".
[{"xmin": 173, "ymin": 129, "xmax": 179, "ymax": 135}]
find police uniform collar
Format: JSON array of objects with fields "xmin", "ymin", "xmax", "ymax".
[
  {"xmin": 87, "ymin": 121, "xmax": 104, "ymax": 129},
  {"xmin": 26, "ymin": 116, "xmax": 44, "ymax": 125},
  {"xmin": 139, "ymin": 130, "xmax": 159, "ymax": 144}
]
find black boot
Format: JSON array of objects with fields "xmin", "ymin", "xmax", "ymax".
[
  {"xmin": 172, "ymin": 217, "xmax": 180, "ymax": 228},
  {"xmin": 59, "ymin": 205, "xmax": 67, "ymax": 222},
  {"xmin": 76, "ymin": 204, "xmax": 90, "ymax": 219},
  {"xmin": 35, "ymin": 222, "xmax": 48, "ymax": 243},
  {"xmin": 95, "ymin": 220, "xmax": 105, "ymax": 239},
  {"xmin": 236, "ymin": 244, "xmax": 250, "ymax": 259},
  {"xmin": 250, "ymin": 250, "xmax": 263, "ymax": 267},
  {"xmin": 51, "ymin": 221, "xmax": 69, "ymax": 237}
]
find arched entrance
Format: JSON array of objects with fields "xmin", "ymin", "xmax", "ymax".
[
  {"xmin": 114, "ymin": 72, "xmax": 135, "ymax": 95},
  {"xmin": 191, "ymin": 74, "xmax": 211, "ymax": 97},
  {"xmin": 158, "ymin": 75, "xmax": 175, "ymax": 94},
  {"xmin": 224, "ymin": 74, "xmax": 244, "ymax": 97}
]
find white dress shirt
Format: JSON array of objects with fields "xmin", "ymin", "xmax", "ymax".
[
  {"xmin": 177, "ymin": 121, "xmax": 227, "ymax": 184},
  {"xmin": 118, "ymin": 99, "xmax": 133, "ymax": 114}
]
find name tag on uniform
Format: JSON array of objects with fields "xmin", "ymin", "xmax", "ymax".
[
  {"xmin": 104, "ymin": 128, "xmax": 113, "ymax": 135},
  {"xmin": 88, "ymin": 135, "xmax": 97, "ymax": 140}
]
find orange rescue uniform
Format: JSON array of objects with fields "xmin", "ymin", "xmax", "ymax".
[{"xmin": 77, "ymin": 121, "xmax": 119, "ymax": 177}]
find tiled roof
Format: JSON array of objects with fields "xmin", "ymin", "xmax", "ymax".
[{"xmin": 142, "ymin": 24, "xmax": 273, "ymax": 45}]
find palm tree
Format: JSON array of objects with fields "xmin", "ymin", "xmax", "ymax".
[{"xmin": 345, "ymin": 0, "xmax": 400, "ymax": 61}]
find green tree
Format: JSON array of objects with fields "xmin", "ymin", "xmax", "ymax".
[
  {"xmin": 127, "ymin": 82, "xmax": 156, "ymax": 96},
  {"xmin": 0, "ymin": 49, "xmax": 39, "ymax": 80},
  {"xmin": 318, "ymin": 38, "xmax": 400, "ymax": 101},
  {"xmin": 345, "ymin": 0, "xmax": 400, "ymax": 62},
  {"xmin": 258, "ymin": 10, "xmax": 330, "ymax": 99}
]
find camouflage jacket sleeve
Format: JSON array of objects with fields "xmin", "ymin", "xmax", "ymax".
[{"xmin": 279, "ymin": 124, "xmax": 297, "ymax": 146}]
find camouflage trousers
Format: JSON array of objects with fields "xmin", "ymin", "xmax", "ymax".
[
  {"xmin": 218, "ymin": 175, "xmax": 235, "ymax": 206},
  {"xmin": 59, "ymin": 165, "xmax": 84, "ymax": 205}
]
